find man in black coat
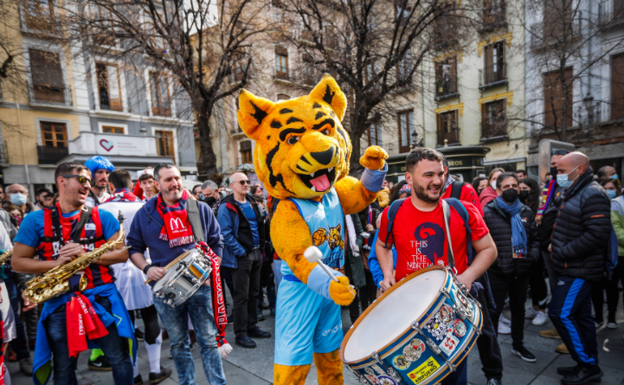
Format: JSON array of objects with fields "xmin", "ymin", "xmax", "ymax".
[
  {"xmin": 484, "ymin": 172, "xmax": 540, "ymax": 363},
  {"xmin": 549, "ymin": 152, "xmax": 611, "ymax": 385}
]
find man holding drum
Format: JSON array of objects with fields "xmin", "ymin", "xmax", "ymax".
[
  {"xmin": 375, "ymin": 148, "xmax": 497, "ymax": 385},
  {"xmin": 126, "ymin": 164, "xmax": 227, "ymax": 385}
]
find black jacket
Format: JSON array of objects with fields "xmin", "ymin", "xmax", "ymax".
[
  {"xmin": 483, "ymin": 199, "xmax": 540, "ymax": 276},
  {"xmin": 551, "ymin": 169, "xmax": 611, "ymax": 281}
]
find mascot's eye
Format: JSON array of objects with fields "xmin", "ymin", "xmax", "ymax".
[
  {"xmin": 287, "ymin": 136, "xmax": 300, "ymax": 145},
  {"xmin": 321, "ymin": 129, "xmax": 330, "ymax": 136}
]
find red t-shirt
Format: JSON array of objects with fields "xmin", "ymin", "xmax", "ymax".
[
  {"xmin": 441, "ymin": 182, "xmax": 484, "ymax": 217},
  {"xmin": 378, "ymin": 199, "xmax": 489, "ymax": 281}
]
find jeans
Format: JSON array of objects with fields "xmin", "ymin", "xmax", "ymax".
[
  {"xmin": 489, "ymin": 271, "xmax": 530, "ymax": 349},
  {"xmin": 441, "ymin": 359, "xmax": 467, "ymax": 385},
  {"xmin": 5, "ymin": 279, "xmax": 29, "ymax": 361},
  {"xmin": 153, "ymin": 285, "xmax": 226, "ymax": 385},
  {"xmin": 45, "ymin": 297, "xmax": 133, "ymax": 385},
  {"xmin": 231, "ymin": 249, "xmax": 262, "ymax": 336},
  {"xmin": 549, "ymin": 276, "xmax": 598, "ymax": 366},
  {"xmin": 474, "ymin": 275, "xmax": 503, "ymax": 381}
]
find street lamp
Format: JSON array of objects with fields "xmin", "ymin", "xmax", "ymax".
[{"xmin": 411, "ymin": 129, "xmax": 419, "ymax": 150}]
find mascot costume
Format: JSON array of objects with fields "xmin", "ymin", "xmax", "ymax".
[{"xmin": 237, "ymin": 74, "xmax": 388, "ymax": 385}]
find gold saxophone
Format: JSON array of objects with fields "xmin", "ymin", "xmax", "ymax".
[
  {"xmin": 24, "ymin": 221, "xmax": 126, "ymax": 304},
  {"xmin": 0, "ymin": 249, "xmax": 12, "ymax": 267}
]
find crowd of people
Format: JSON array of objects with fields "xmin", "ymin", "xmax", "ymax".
[{"xmin": 0, "ymin": 147, "xmax": 619, "ymax": 385}]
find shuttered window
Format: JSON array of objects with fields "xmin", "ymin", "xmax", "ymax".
[
  {"xmin": 275, "ymin": 46, "xmax": 289, "ymax": 80},
  {"xmin": 29, "ymin": 49, "xmax": 65, "ymax": 103},
  {"xmin": 149, "ymin": 72, "xmax": 171, "ymax": 117},
  {"xmin": 155, "ymin": 130, "xmax": 175, "ymax": 162},
  {"xmin": 436, "ymin": 111, "xmax": 459, "ymax": 146},
  {"xmin": 483, "ymin": 41, "xmax": 505, "ymax": 85},
  {"xmin": 398, "ymin": 110, "xmax": 414, "ymax": 153},
  {"xmin": 25, "ymin": 0, "xmax": 54, "ymax": 30},
  {"xmin": 302, "ymin": 54, "xmax": 314, "ymax": 85},
  {"xmin": 102, "ymin": 126, "xmax": 124, "ymax": 134},
  {"xmin": 612, "ymin": 53, "xmax": 624, "ymax": 120},
  {"xmin": 543, "ymin": 0, "xmax": 570, "ymax": 40},
  {"xmin": 544, "ymin": 68, "xmax": 573, "ymax": 129},
  {"xmin": 481, "ymin": 100, "xmax": 507, "ymax": 137},
  {"xmin": 96, "ymin": 63, "xmax": 123, "ymax": 111},
  {"xmin": 435, "ymin": 56, "xmax": 458, "ymax": 97},
  {"xmin": 240, "ymin": 141, "xmax": 253, "ymax": 164}
]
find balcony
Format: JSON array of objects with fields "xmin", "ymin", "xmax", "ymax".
[
  {"xmin": 599, "ymin": 0, "xmax": 624, "ymax": 29},
  {"xmin": 33, "ymin": 85, "xmax": 65, "ymax": 104},
  {"xmin": 481, "ymin": 121, "xmax": 508, "ymax": 141},
  {"xmin": 435, "ymin": 75, "xmax": 459, "ymax": 101},
  {"xmin": 437, "ymin": 127, "xmax": 460, "ymax": 147},
  {"xmin": 37, "ymin": 145, "xmax": 69, "ymax": 164},
  {"xmin": 479, "ymin": 63, "xmax": 507, "ymax": 90},
  {"xmin": 529, "ymin": 15, "xmax": 581, "ymax": 51}
]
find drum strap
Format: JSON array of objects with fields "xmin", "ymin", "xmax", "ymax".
[
  {"xmin": 186, "ymin": 198, "xmax": 205, "ymax": 243},
  {"xmin": 442, "ymin": 200, "xmax": 455, "ymax": 270}
]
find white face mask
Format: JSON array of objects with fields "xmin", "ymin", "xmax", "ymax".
[{"xmin": 491, "ymin": 181, "xmax": 497, "ymax": 190}]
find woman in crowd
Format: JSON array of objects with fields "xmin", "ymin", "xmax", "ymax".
[
  {"xmin": 480, "ymin": 168, "xmax": 504, "ymax": 209},
  {"xmin": 472, "ymin": 177, "xmax": 488, "ymax": 197},
  {"xmin": 4, "ymin": 205, "xmax": 22, "ymax": 229},
  {"xmin": 519, "ymin": 178, "xmax": 540, "ymax": 214}
]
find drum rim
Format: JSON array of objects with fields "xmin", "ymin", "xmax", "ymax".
[{"xmin": 340, "ymin": 265, "xmax": 448, "ymax": 364}]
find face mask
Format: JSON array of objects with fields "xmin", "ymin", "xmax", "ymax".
[
  {"xmin": 611, "ymin": 174, "xmax": 619, "ymax": 180},
  {"xmin": 10, "ymin": 193, "xmax": 27, "ymax": 206},
  {"xmin": 556, "ymin": 166, "xmax": 579, "ymax": 188},
  {"xmin": 491, "ymin": 181, "xmax": 497, "ymax": 190},
  {"xmin": 478, "ymin": 188, "xmax": 484, "ymax": 195},
  {"xmin": 502, "ymin": 188, "xmax": 519, "ymax": 203},
  {"xmin": 203, "ymin": 196, "xmax": 217, "ymax": 205},
  {"xmin": 519, "ymin": 190, "xmax": 529, "ymax": 202},
  {"xmin": 607, "ymin": 190, "xmax": 617, "ymax": 199},
  {"xmin": 198, "ymin": 193, "xmax": 205, "ymax": 200}
]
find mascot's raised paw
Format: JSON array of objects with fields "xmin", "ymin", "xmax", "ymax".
[
  {"xmin": 360, "ymin": 146, "xmax": 388, "ymax": 171},
  {"xmin": 329, "ymin": 276, "xmax": 356, "ymax": 306}
]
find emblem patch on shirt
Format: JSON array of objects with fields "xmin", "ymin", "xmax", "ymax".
[{"xmin": 85, "ymin": 223, "xmax": 96, "ymax": 231}]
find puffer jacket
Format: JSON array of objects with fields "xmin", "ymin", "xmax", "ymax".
[
  {"xmin": 483, "ymin": 199, "xmax": 540, "ymax": 276},
  {"xmin": 551, "ymin": 169, "xmax": 612, "ymax": 281}
]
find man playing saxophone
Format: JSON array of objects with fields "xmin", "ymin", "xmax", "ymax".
[{"xmin": 11, "ymin": 162, "xmax": 135, "ymax": 385}]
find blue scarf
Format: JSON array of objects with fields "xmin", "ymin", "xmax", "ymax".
[{"xmin": 496, "ymin": 197, "xmax": 528, "ymax": 258}]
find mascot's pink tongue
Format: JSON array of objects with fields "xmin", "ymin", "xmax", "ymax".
[{"xmin": 310, "ymin": 174, "xmax": 330, "ymax": 191}]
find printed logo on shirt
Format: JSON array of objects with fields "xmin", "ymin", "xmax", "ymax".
[
  {"xmin": 85, "ymin": 223, "xmax": 96, "ymax": 231},
  {"xmin": 407, "ymin": 223, "xmax": 445, "ymax": 272}
]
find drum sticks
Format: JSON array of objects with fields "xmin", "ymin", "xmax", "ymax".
[{"xmin": 303, "ymin": 246, "xmax": 340, "ymax": 282}]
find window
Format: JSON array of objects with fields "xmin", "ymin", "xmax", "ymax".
[
  {"xmin": 544, "ymin": 68, "xmax": 573, "ymax": 129},
  {"xmin": 29, "ymin": 49, "xmax": 65, "ymax": 103},
  {"xmin": 543, "ymin": 0, "xmax": 571, "ymax": 40},
  {"xmin": 96, "ymin": 63, "xmax": 123, "ymax": 111},
  {"xmin": 482, "ymin": 0, "xmax": 505, "ymax": 27},
  {"xmin": 102, "ymin": 126, "xmax": 124, "ymax": 134},
  {"xmin": 149, "ymin": 72, "xmax": 171, "ymax": 117},
  {"xmin": 155, "ymin": 130, "xmax": 175, "ymax": 162},
  {"xmin": 435, "ymin": 56, "xmax": 458, "ymax": 98},
  {"xmin": 302, "ymin": 54, "xmax": 315, "ymax": 85},
  {"xmin": 25, "ymin": 0, "xmax": 54, "ymax": 30},
  {"xmin": 397, "ymin": 49, "xmax": 411, "ymax": 85},
  {"xmin": 272, "ymin": 0, "xmax": 285, "ymax": 26},
  {"xmin": 232, "ymin": 52, "xmax": 248, "ymax": 82},
  {"xmin": 300, "ymin": 14, "xmax": 313, "ymax": 41},
  {"xmin": 365, "ymin": 61, "xmax": 378, "ymax": 92},
  {"xmin": 277, "ymin": 93, "xmax": 290, "ymax": 101},
  {"xmin": 90, "ymin": 3, "xmax": 115, "ymax": 46},
  {"xmin": 368, "ymin": 122, "xmax": 383, "ymax": 146},
  {"xmin": 481, "ymin": 100, "xmax": 507, "ymax": 138},
  {"xmin": 398, "ymin": 110, "xmax": 414, "ymax": 153},
  {"xmin": 240, "ymin": 141, "xmax": 252, "ymax": 164},
  {"xmin": 323, "ymin": 22, "xmax": 338, "ymax": 49},
  {"xmin": 436, "ymin": 110, "xmax": 459, "ymax": 146},
  {"xmin": 275, "ymin": 46, "xmax": 289, "ymax": 80},
  {"xmin": 40, "ymin": 121, "xmax": 67, "ymax": 147},
  {"xmin": 614, "ymin": 0, "xmax": 624, "ymax": 21},
  {"xmin": 483, "ymin": 41, "xmax": 505, "ymax": 85},
  {"xmin": 612, "ymin": 53, "xmax": 624, "ymax": 120},
  {"xmin": 433, "ymin": 1, "xmax": 459, "ymax": 48}
]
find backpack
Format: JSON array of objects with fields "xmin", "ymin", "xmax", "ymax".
[{"xmin": 605, "ymin": 198, "xmax": 622, "ymax": 274}]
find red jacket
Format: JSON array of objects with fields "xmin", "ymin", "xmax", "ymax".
[{"xmin": 479, "ymin": 186, "xmax": 498, "ymax": 210}]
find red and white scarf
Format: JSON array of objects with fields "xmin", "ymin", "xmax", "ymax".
[
  {"xmin": 102, "ymin": 188, "xmax": 142, "ymax": 204},
  {"xmin": 156, "ymin": 190, "xmax": 195, "ymax": 248},
  {"xmin": 66, "ymin": 294, "xmax": 109, "ymax": 357}
]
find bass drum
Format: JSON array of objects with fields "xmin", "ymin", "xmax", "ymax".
[{"xmin": 340, "ymin": 266, "xmax": 482, "ymax": 385}]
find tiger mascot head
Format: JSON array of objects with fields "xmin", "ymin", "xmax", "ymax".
[{"xmin": 237, "ymin": 74, "xmax": 351, "ymax": 200}]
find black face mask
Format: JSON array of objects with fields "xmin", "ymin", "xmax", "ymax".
[
  {"xmin": 502, "ymin": 188, "xmax": 519, "ymax": 203},
  {"xmin": 477, "ymin": 188, "xmax": 484, "ymax": 196},
  {"xmin": 518, "ymin": 190, "xmax": 529, "ymax": 202},
  {"xmin": 203, "ymin": 196, "xmax": 217, "ymax": 205}
]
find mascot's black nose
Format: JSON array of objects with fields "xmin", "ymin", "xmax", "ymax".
[{"xmin": 310, "ymin": 146, "xmax": 335, "ymax": 166}]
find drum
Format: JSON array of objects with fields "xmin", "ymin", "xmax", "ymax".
[
  {"xmin": 340, "ymin": 266, "xmax": 482, "ymax": 385},
  {"xmin": 153, "ymin": 248, "xmax": 212, "ymax": 307}
]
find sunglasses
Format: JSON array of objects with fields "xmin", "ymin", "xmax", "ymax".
[
  {"xmin": 62, "ymin": 174, "xmax": 92, "ymax": 186},
  {"xmin": 552, "ymin": 150, "xmax": 569, "ymax": 155},
  {"xmin": 237, "ymin": 180, "xmax": 250, "ymax": 186}
]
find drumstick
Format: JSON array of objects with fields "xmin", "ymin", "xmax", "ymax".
[
  {"xmin": 144, "ymin": 250, "xmax": 191, "ymax": 284},
  {"xmin": 303, "ymin": 246, "xmax": 339, "ymax": 283}
]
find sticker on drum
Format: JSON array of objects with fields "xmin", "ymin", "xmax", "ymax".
[
  {"xmin": 453, "ymin": 319, "xmax": 467, "ymax": 338},
  {"xmin": 439, "ymin": 304, "xmax": 453, "ymax": 323},
  {"xmin": 372, "ymin": 364, "xmax": 385, "ymax": 375},
  {"xmin": 407, "ymin": 357, "xmax": 440, "ymax": 384},
  {"xmin": 403, "ymin": 338, "xmax": 426, "ymax": 362},
  {"xmin": 365, "ymin": 367, "xmax": 376, "ymax": 377},
  {"xmin": 425, "ymin": 311, "xmax": 453, "ymax": 341},
  {"xmin": 392, "ymin": 355, "xmax": 411, "ymax": 371},
  {"xmin": 377, "ymin": 375, "xmax": 397, "ymax": 385},
  {"xmin": 439, "ymin": 334, "xmax": 460, "ymax": 356}
]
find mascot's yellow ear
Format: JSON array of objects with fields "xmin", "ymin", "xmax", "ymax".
[
  {"xmin": 238, "ymin": 90, "xmax": 277, "ymax": 140},
  {"xmin": 309, "ymin": 74, "xmax": 347, "ymax": 122}
]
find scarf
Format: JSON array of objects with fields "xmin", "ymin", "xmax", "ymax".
[
  {"xmin": 102, "ymin": 188, "xmax": 142, "ymax": 203},
  {"xmin": 345, "ymin": 215, "xmax": 358, "ymax": 251},
  {"xmin": 535, "ymin": 180, "xmax": 556, "ymax": 225},
  {"xmin": 156, "ymin": 190, "xmax": 195, "ymax": 247},
  {"xmin": 66, "ymin": 293, "xmax": 109, "ymax": 357},
  {"xmin": 195, "ymin": 242, "xmax": 232, "ymax": 357},
  {"xmin": 496, "ymin": 197, "xmax": 528, "ymax": 258}
]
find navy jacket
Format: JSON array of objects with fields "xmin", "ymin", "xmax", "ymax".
[
  {"xmin": 551, "ymin": 169, "xmax": 611, "ymax": 281},
  {"xmin": 127, "ymin": 196, "xmax": 224, "ymax": 266}
]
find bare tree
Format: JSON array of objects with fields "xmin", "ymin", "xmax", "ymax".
[{"xmin": 74, "ymin": 0, "xmax": 272, "ymax": 178}]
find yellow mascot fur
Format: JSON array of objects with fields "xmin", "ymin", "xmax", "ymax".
[{"xmin": 237, "ymin": 74, "xmax": 388, "ymax": 385}]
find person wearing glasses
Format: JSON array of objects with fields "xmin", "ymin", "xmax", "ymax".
[
  {"xmin": 11, "ymin": 162, "xmax": 135, "ymax": 385},
  {"xmin": 217, "ymin": 172, "xmax": 271, "ymax": 348}
]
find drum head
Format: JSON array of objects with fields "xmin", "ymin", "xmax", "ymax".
[{"xmin": 343, "ymin": 269, "xmax": 446, "ymax": 362}]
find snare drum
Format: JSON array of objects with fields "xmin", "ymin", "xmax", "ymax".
[
  {"xmin": 153, "ymin": 248, "xmax": 212, "ymax": 307},
  {"xmin": 340, "ymin": 266, "xmax": 482, "ymax": 385}
]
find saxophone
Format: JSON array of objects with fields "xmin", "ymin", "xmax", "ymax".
[
  {"xmin": 24, "ymin": 217, "xmax": 127, "ymax": 305},
  {"xmin": 0, "ymin": 249, "xmax": 12, "ymax": 267}
]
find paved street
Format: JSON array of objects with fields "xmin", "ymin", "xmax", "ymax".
[{"xmin": 8, "ymin": 295, "xmax": 624, "ymax": 385}]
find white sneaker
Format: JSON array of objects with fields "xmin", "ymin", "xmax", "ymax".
[
  {"xmin": 533, "ymin": 311, "xmax": 549, "ymax": 326},
  {"xmin": 525, "ymin": 307, "xmax": 537, "ymax": 319},
  {"xmin": 500, "ymin": 314, "xmax": 511, "ymax": 327},
  {"xmin": 498, "ymin": 320, "xmax": 511, "ymax": 335},
  {"xmin": 607, "ymin": 322, "xmax": 618, "ymax": 330}
]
